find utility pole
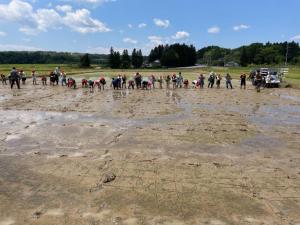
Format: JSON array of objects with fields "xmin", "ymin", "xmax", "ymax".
[{"xmin": 285, "ymin": 42, "xmax": 289, "ymax": 66}]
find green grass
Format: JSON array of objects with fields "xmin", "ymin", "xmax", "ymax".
[
  {"xmin": 1, "ymin": 64, "xmax": 299, "ymax": 88},
  {"xmin": 0, "ymin": 64, "xmax": 98, "ymax": 75}
]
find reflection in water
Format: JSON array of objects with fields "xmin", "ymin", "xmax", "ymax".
[
  {"xmin": 166, "ymin": 90, "xmax": 182, "ymax": 104},
  {"xmin": 252, "ymin": 104, "xmax": 260, "ymax": 114},
  {"xmin": 112, "ymin": 90, "xmax": 128, "ymax": 100}
]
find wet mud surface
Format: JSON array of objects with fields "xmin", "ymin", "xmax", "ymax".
[{"xmin": 0, "ymin": 83, "xmax": 300, "ymax": 225}]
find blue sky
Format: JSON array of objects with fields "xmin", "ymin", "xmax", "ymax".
[{"xmin": 0, "ymin": 0, "xmax": 299, "ymax": 54}]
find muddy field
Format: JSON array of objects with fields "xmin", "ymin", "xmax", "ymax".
[{"xmin": 0, "ymin": 81, "xmax": 300, "ymax": 225}]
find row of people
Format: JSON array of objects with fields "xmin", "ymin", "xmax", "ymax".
[
  {"xmin": 2, "ymin": 67, "xmax": 262, "ymax": 91},
  {"xmin": 1, "ymin": 68, "xmax": 30, "ymax": 89},
  {"xmin": 0, "ymin": 67, "xmax": 68, "ymax": 88},
  {"xmin": 81, "ymin": 72, "xmax": 250, "ymax": 92}
]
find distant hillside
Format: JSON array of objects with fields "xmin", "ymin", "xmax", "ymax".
[{"xmin": 0, "ymin": 51, "xmax": 109, "ymax": 65}]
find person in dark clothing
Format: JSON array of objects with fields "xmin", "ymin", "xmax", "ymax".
[
  {"xmin": 240, "ymin": 74, "xmax": 246, "ymax": 89},
  {"xmin": 122, "ymin": 75, "xmax": 127, "ymax": 89},
  {"xmin": 88, "ymin": 79, "xmax": 94, "ymax": 92},
  {"xmin": 112, "ymin": 78, "xmax": 120, "ymax": 90},
  {"xmin": 208, "ymin": 73, "xmax": 215, "ymax": 88},
  {"xmin": 10, "ymin": 67, "xmax": 20, "ymax": 89},
  {"xmin": 255, "ymin": 71, "xmax": 262, "ymax": 92},
  {"xmin": 55, "ymin": 73, "xmax": 59, "ymax": 85},
  {"xmin": 142, "ymin": 80, "xmax": 148, "ymax": 90},
  {"xmin": 50, "ymin": 72, "xmax": 56, "ymax": 86},
  {"xmin": 199, "ymin": 74, "xmax": 205, "ymax": 89},
  {"xmin": 216, "ymin": 74, "xmax": 222, "ymax": 89},
  {"xmin": 134, "ymin": 73, "xmax": 142, "ymax": 89}
]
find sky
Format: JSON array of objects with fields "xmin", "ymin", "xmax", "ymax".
[{"xmin": 0, "ymin": 0, "xmax": 300, "ymax": 54}]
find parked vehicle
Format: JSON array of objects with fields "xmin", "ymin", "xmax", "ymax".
[{"xmin": 251, "ymin": 68, "xmax": 284, "ymax": 88}]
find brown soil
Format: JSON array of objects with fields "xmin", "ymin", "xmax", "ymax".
[{"xmin": 0, "ymin": 82, "xmax": 300, "ymax": 225}]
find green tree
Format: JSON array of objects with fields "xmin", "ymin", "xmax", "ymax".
[
  {"xmin": 80, "ymin": 53, "xmax": 91, "ymax": 68},
  {"xmin": 240, "ymin": 47, "xmax": 248, "ymax": 66},
  {"xmin": 149, "ymin": 43, "xmax": 196, "ymax": 67},
  {"xmin": 109, "ymin": 47, "xmax": 121, "ymax": 69},
  {"xmin": 136, "ymin": 49, "xmax": 144, "ymax": 68},
  {"xmin": 161, "ymin": 48, "xmax": 179, "ymax": 67},
  {"xmin": 121, "ymin": 49, "xmax": 131, "ymax": 69},
  {"xmin": 131, "ymin": 49, "xmax": 137, "ymax": 68},
  {"xmin": 130, "ymin": 49, "xmax": 144, "ymax": 68},
  {"xmin": 149, "ymin": 45, "xmax": 165, "ymax": 62}
]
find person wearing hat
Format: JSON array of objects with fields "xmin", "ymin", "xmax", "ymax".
[{"xmin": 10, "ymin": 67, "xmax": 20, "ymax": 89}]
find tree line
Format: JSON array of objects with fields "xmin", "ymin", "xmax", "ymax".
[
  {"xmin": 149, "ymin": 43, "xmax": 197, "ymax": 67},
  {"xmin": 109, "ymin": 47, "xmax": 144, "ymax": 69},
  {"xmin": 0, "ymin": 51, "xmax": 109, "ymax": 65},
  {"xmin": 197, "ymin": 42, "xmax": 300, "ymax": 66},
  {"xmin": 1, "ymin": 41, "xmax": 299, "ymax": 67}
]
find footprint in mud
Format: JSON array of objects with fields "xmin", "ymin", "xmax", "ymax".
[
  {"xmin": 44, "ymin": 209, "xmax": 64, "ymax": 217},
  {"xmin": 82, "ymin": 210, "xmax": 111, "ymax": 220}
]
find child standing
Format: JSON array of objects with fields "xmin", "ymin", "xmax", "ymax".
[{"xmin": 32, "ymin": 70, "xmax": 37, "ymax": 85}]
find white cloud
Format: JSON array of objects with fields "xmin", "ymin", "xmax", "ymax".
[
  {"xmin": 291, "ymin": 35, "xmax": 300, "ymax": 41},
  {"xmin": 78, "ymin": 0, "xmax": 116, "ymax": 4},
  {"xmin": 0, "ymin": 44, "xmax": 43, "ymax": 51},
  {"xmin": 56, "ymin": 5, "xmax": 73, "ymax": 13},
  {"xmin": 128, "ymin": 24, "xmax": 133, "ymax": 28},
  {"xmin": 147, "ymin": 36, "xmax": 170, "ymax": 47},
  {"xmin": 153, "ymin": 18, "xmax": 170, "ymax": 28},
  {"xmin": 172, "ymin": 31, "xmax": 190, "ymax": 40},
  {"xmin": 138, "ymin": 23, "xmax": 147, "ymax": 28},
  {"xmin": 87, "ymin": 46, "xmax": 125, "ymax": 54},
  {"xmin": 63, "ymin": 9, "xmax": 111, "ymax": 33},
  {"xmin": 123, "ymin": 37, "xmax": 138, "ymax": 44},
  {"xmin": 19, "ymin": 26, "xmax": 40, "ymax": 35},
  {"xmin": 0, "ymin": 0, "xmax": 111, "ymax": 35},
  {"xmin": 0, "ymin": 0, "xmax": 33, "ymax": 22},
  {"xmin": 33, "ymin": 9, "xmax": 61, "ymax": 32},
  {"xmin": 233, "ymin": 24, "xmax": 250, "ymax": 31},
  {"xmin": 0, "ymin": 31, "xmax": 7, "ymax": 36},
  {"xmin": 208, "ymin": 26, "xmax": 220, "ymax": 34},
  {"xmin": 62, "ymin": 0, "xmax": 116, "ymax": 7},
  {"xmin": 144, "ymin": 36, "xmax": 168, "ymax": 54}
]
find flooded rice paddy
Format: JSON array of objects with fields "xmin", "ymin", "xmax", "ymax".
[{"xmin": 0, "ymin": 81, "xmax": 300, "ymax": 225}]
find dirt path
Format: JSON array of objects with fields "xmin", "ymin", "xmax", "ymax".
[{"xmin": 0, "ymin": 83, "xmax": 300, "ymax": 225}]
